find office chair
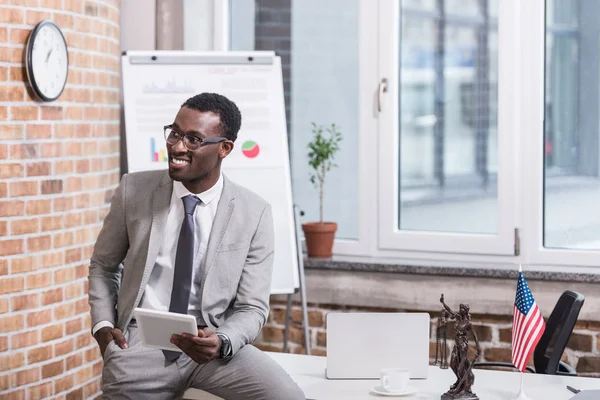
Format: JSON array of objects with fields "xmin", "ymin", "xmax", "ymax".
[{"xmin": 474, "ymin": 290, "xmax": 584, "ymax": 376}]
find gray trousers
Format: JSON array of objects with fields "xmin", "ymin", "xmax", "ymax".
[{"xmin": 101, "ymin": 324, "xmax": 305, "ymax": 400}]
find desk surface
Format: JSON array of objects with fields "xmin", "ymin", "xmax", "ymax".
[
  {"xmin": 184, "ymin": 351, "xmax": 600, "ymax": 400},
  {"xmin": 268, "ymin": 352, "xmax": 600, "ymax": 400}
]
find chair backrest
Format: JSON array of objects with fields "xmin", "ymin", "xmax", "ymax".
[{"xmin": 533, "ymin": 290, "xmax": 584, "ymax": 374}]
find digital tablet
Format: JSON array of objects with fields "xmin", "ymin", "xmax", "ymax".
[{"xmin": 133, "ymin": 308, "xmax": 198, "ymax": 351}]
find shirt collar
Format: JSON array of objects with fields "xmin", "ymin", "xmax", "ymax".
[{"xmin": 172, "ymin": 173, "xmax": 223, "ymax": 205}]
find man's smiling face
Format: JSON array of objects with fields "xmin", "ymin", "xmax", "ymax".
[{"xmin": 166, "ymin": 106, "xmax": 230, "ymax": 189}]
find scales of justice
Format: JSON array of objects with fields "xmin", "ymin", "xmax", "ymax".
[{"xmin": 434, "ymin": 294, "xmax": 482, "ymax": 400}]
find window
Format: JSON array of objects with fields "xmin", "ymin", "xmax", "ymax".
[{"xmin": 223, "ymin": 0, "xmax": 600, "ymax": 269}]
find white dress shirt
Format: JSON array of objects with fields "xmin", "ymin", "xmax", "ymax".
[{"xmin": 92, "ymin": 174, "xmax": 223, "ymax": 335}]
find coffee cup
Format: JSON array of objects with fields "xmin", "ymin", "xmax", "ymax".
[{"xmin": 380, "ymin": 368, "xmax": 410, "ymax": 393}]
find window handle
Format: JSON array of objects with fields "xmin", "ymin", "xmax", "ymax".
[{"xmin": 377, "ymin": 78, "xmax": 388, "ymax": 112}]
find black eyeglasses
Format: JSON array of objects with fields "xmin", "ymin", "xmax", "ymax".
[{"xmin": 163, "ymin": 125, "xmax": 227, "ymax": 151}]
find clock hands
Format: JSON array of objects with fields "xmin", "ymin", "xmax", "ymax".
[{"xmin": 45, "ymin": 49, "xmax": 53, "ymax": 63}]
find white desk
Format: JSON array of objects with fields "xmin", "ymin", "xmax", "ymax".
[{"xmin": 184, "ymin": 352, "xmax": 600, "ymax": 400}]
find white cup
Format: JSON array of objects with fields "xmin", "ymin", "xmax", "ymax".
[{"xmin": 380, "ymin": 368, "xmax": 410, "ymax": 393}]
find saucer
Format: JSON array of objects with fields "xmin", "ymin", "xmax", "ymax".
[{"xmin": 370, "ymin": 385, "xmax": 419, "ymax": 397}]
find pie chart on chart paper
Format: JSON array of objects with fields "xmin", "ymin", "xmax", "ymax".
[{"xmin": 242, "ymin": 140, "xmax": 260, "ymax": 158}]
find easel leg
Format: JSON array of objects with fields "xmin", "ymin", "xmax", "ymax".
[{"xmin": 283, "ymin": 294, "xmax": 292, "ymax": 353}]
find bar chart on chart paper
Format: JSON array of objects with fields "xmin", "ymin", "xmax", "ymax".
[{"xmin": 150, "ymin": 138, "xmax": 168, "ymax": 163}]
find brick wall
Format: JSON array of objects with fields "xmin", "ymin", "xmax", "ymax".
[
  {"xmin": 256, "ymin": 301, "xmax": 600, "ymax": 378},
  {"xmin": 0, "ymin": 1, "xmax": 120, "ymax": 398},
  {"xmin": 254, "ymin": 0, "xmax": 291, "ymax": 136}
]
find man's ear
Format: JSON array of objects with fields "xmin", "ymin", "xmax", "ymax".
[{"xmin": 219, "ymin": 141, "xmax": 234, "ymax": 159}]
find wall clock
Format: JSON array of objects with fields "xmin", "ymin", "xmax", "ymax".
[{"xmin": 25, "ymin": 20, "xmax": 69, "ymax": 102}]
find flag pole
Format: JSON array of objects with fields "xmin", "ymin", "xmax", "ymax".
[
  {"xmin": 512, "ymin": 263, "xmax": 535, "ymax": 400},
  {"xmin": 513, "ymin": 372, "xmax": 532, "ymax": 400}
]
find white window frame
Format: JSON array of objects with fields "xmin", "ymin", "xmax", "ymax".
[
  {"xmin": 220, "ymin": 0, "xmax": 600, "ymax": 270},
  {"xmin": 520, "ymin": 0, "xmax": 600, "ymax": 268},
  {"xmin": 375, "ymin": 0, "xmax": 519, "ymax": 256}
]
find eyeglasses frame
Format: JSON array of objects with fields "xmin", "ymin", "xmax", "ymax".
[{"xmin": 163, "ymin": 124, "xmax": 228, "ymax": 150}]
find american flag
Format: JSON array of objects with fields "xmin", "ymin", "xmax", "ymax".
[{"xmin": 512, "ymin": 270, "xmax": 545, "ymax": 372}]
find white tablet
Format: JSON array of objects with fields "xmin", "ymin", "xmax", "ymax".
[{"xmin": 133, "ymin": 308, "xmax": 198, "ymax": 352}]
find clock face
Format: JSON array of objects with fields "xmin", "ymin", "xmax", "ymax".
[{"xmin": 26, "ymin": 21, "xmax": 68, "ymax": 102}]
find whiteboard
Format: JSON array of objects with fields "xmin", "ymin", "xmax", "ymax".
[{"xmin": 121, "ymin": 50, "xmax": 299, "ymax": 295}]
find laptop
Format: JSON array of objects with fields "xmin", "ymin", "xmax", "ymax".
[{"xmin": 326, "ymin": 312, "xmax": 430, "ymax": 380}]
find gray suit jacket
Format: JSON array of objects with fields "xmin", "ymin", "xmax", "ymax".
[{"xmin": 88, "ymin": 170, "xmax": 274, "ymax": 356}]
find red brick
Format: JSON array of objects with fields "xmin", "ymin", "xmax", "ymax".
[
  {"xmin": 41, "ymin": 360, "xmax": 63, "ymax": 379},
  {"xmin": 65, "ymin": 282, "xmax": 83, "ymax": 300},
  {"xmin": 0, "ymin": 276, "xmax": 24, "ymax": 294},
  {"xmin": 26, "ymin": 271, "xmax": 52, "ymax": 289},
  {"xmin": 0, "ymin": 85, "xmax": 24, "ymax": 101},
  {"xmin": 0, "ymin": 200, "xmax": 25, "ymax": 216},
  {"xmin": 0, "ymin": 299, "xmax": 7, "ymax": 314},
  {"xmin": 40, "ymin": 179, "xmax": 63, "ymax": 194},
  {"xmin": 10, "ymin": 143, "xmax": 39, "ymax": 159},
  {"xmin": 26, "ymin": 161, "xmax": 51, "ymax": 177},
  {"xmin": 0, "ymin": 260, "xmax": 7, "ymax": 275},
  {"xmin": 10, "ymin": 181, "xmax": 38, "ymax": 197},
  {"xmin": 66, "ymin": 353, "xmax": 82, "ymax": 370},
  {"xmin": 0, "ymin": 239, "xmax": 23, "ymax": 256},
  {"xmin": 0, "ymin": 221, "xmax": 6, "ymax": 236},
  {"xmin": 42, "ymin": 288, "xmax": 63, "ymax": 305},
  {"xmin": 28, "ymin": 382, "xmax": 53, "ymax": 400},
  {"xmin": 27, "ymin": 235, "xmax": 51, "ymax": 252},
  {"xmin": 0, "ymin": 351, "xmax": 24, "ymax": 372},
  {"xmin": 40, "ymin": 215, "xmax": 63, "ymax": 231},
  {"xmin": 27, "ymin": 345, "xmax": 53, "ymax": 364},
  {"xmin": 26, "ymin": 124, "xmax": 52, "ymax": 139},
  {"xmin": 12, "ymin": 293, "xmax": 40, "ymax": 311},
  {"xmin": 41, "ymin": 251, "xmax": 64, "ymax": 268},
  {"xmin": 0, "ymin": 124, "xmax": 22, "ymax": 139},
  {"xmin": 66, "ymin": 248, "xmax": 82, "ymax": 263},
  {"xmin": 55, "ymin": 372, "xmax": 75, "ymax": 393},
  {"xmin": 40, "ymin": 106, "xmax": 63, "ymax": 120},
  {"xmin": 0, "ymin": 8, "xmax": 24, "ymax": 23},
  {"xmin": 54, "ymin": 338, "xmax": 74, "ymax": 357},
  {"xmin": 0, "ymin": 336, "xmax": 7, "ymax": 352},
  {"xmin": 10, "ymin": 331, "xmax": 38, "ymax": 349},
  {"xmin": 54, "ymin": 196, "xmax": 74, "ymax": 211},
  {"xmin": 41, "ymin": 324, "xmax": 63, "ymax": 342},
  {"xmin": 54, "ymin": 302, "xmax": 74, "ymax": 320},
  {"xmin": 40, "ymin": 142, "xmax": 61, "ymax": 157},
  {"xmin": 10, "ymin": 218, "xmax": 39, "ymax": 235},
  {"xmin": 26, "ymin": 199, "xmax": 51, "ymax": 215},
  {"xmin": 0, "ymin": 182, "xmax": 7, "ymax": 198},
  {"xmin": 27, "ymin": 309, "xmax": 52, "ymax": 327},
  {"xmin": 0, "ymin": 163, "xmax": 24, "ymax": 178},
  {"xmin": 11, "ymin": 255, "xmax": 39, "ymax": 273},
  {"xmin": 66, "ymin": 318, "xmax": 82, "ymax": 335},
  {"xmin": 11, "ymin": 106, "xmax": 39, "ymax": 120},
  {"xmin": 11, "ymin": 366, "xmax": 40, "ymax": 387}
]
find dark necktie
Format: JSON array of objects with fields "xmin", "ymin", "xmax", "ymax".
[{"xmin": 163, "ymin": 195, "xmax": 201, "ymax": 362}]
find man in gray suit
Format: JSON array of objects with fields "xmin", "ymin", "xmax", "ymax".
[{"xmin": 88, "ymin": 93, "xmax": 305, "ymax": 399}]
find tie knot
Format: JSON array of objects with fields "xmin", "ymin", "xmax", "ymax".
[{"xmin": 182, "ymin": 195, "xmax": 201, "ymax": 215}]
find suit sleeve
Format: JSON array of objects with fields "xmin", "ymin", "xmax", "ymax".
[
  {"xmin": 87, "ymin": 173, "xmax": 130, "ymax": 332},
  {"xmin": 216, "ymin": 203, "xmax": 274, "ymax": 356}
]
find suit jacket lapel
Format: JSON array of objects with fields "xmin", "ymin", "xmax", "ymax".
[
  {"xmin": 133, "ymin": 171, "xmax": 172, "ymax": 308},
  {"xmin": 202, "ymin": 175, "xmax": 236, "ymax": 283}
]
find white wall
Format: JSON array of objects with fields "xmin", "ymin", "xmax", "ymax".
[{"xmin": 120, "ymin": 0, "xmax": 156, "ymax": 51}]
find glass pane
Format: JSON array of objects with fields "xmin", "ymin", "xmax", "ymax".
[
  {"xmin": 398, "ymin": 0, "xmax": 498, "ymax": 234},
  {"xmin": 229, "ymin": 0, "xmax": 359, "ymax": 240},
  {"xmin": 402, "ymin": 0, "xmax": 436, "ymax": 11},
  {"xmin": 446, "ymin": 0, "xmax": 480, "ymax": 16},
  {"xmin": 543, "ymin": 0, "xmax": 600, "ymax": 249}
]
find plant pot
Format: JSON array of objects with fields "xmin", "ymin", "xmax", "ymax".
[{"xmin": 301, "ymin": 222, "xmax": 337, "ymax": 258}]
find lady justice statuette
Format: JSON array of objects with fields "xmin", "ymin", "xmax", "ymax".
[{"xmin": 435, "ymin": 294, "xmax": 482, "ymax": 400}]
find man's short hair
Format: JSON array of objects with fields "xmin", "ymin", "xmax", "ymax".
[{"xmin": 181, "ymin": 93, "xmax": 242, "ymax": 141}]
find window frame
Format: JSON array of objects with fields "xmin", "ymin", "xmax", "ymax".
[{"xmin": 221, "ymin": 0, "xmax": 600, "ymax": 271}]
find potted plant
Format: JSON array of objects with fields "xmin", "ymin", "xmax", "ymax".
[{"xmin": 301, "ymin": 122, "xmax": 342, "ymax": 258}]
